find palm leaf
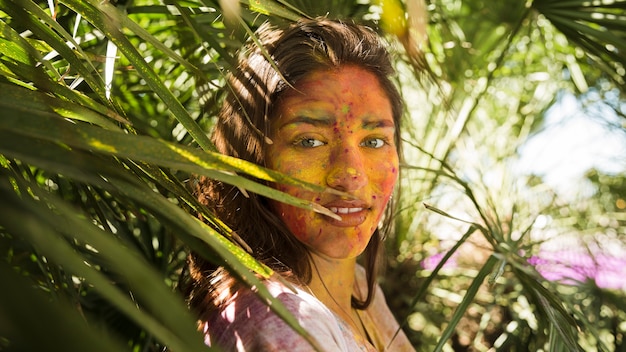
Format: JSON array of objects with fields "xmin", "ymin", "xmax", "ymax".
[
  {"xmin": 3, "ymin": 0, "xmax": 625, "ymax": 350},
  {"xmin": 0, "ymin": 0, "xmax": 331, "ymax": 349},
  {"xmin": 0, "ymin": 259, "xmax": 131, "ymax": 351},
  {"xmin": 433, "ymin": 255, "xmax": 499, "ymax": 352},
  {"xmin": 532, "ymin": 0, "xmax": 626, "ymax": 86},
  {"xmin": 61, "ymin": 0, "xmax": 215, "ymax": 151},
  {"xmin": 0, "ymin": 177, "xmax": 213, "ymax": 352},
  {"xmin": 0, "ymin": 130, "xmax": 324, "ymax": 350}
]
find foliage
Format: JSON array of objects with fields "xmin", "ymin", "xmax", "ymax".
[
  {"xmin": 0, "ymin": 0, "xmax": 625, "ymax": 351},
  {"xmin": 385, "ymin": 0, "xmax": 626, "ymax": 351}
]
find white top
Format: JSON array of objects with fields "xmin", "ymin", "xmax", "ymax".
[{"xmin": 201, "ymin": 278, "xmax": 377, "ymax": 351}]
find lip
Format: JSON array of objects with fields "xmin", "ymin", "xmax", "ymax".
[{"xmin": 322, "ymin": 200, "xmax": 370, "ymax": 227}]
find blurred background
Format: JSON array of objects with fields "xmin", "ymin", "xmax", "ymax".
[{"xmin": 1, "ymin": 0, "xmax": 624, "ymax": 351}]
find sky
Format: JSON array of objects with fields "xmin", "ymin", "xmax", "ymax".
[{"xmin": 517, "ymin": 92, "xmax": 626, "ymax": 199}]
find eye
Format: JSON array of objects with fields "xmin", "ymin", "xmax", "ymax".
[
  {"xmin": 361, "ymin": 138, "xmax": 385, "ymax": 149},
  {"xmin": 296, "ymin": 137, "xmax": 325, "ymax": 148}
]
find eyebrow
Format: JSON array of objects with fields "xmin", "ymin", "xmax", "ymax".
[
  {"xmin": 279, "ymin": 115, "xmax": 395, "ymax": 131},
  {"xmin": 362, "ymin": 119, "xmax": 395, "ymax": 130},
  {"xmin": 278, "ymin": 115, "xmax": 334, "ymax": 130}
]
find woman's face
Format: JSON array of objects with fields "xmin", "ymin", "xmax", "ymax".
[{"xmin": 266, "ymin": 65, "xmax": 399, "ymax": 260}]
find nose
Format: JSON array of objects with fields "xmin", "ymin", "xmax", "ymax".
[{"xmin": 325, "ymin": 145, "xmax": 368, "ymax": 192}]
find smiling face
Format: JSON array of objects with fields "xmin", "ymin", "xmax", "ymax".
[{"xmin": 266, "ymin": 65, "xmax": 399, "ymax": 260}]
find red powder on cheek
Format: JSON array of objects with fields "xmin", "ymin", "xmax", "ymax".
[{"xmin": 356, "ymin": 229, "xmax": 363, "ymax": 242}]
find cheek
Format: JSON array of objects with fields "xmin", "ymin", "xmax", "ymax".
[
  {"xmin": 272, "ymin": 184, "xmax": 314, "ymax": 231},
  {"xmin": 274, "ymin": 158, "xmax": 327, "ymax": 185},
  {"xmin": 275, "ymin": 202, "xmax": 304, "ymax": 230},
  {"xmin": 370, "ymin": 158, "xmax": 398, "ymax": 199},
  {"xmin": 273, "ymin": 199, "xmax": 320, "ymax": 243}
]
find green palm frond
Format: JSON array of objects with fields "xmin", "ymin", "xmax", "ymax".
[
  {"xmin": 532, "ymin": 0, "xmax": 626, "ymax": 87},
  {"xmin": 2, "ymin": 0, "xmax": 625, "ymax": 350},
  {"xmin": 0, "ymin": 0, "xmax": 323, "ymax": 349}
]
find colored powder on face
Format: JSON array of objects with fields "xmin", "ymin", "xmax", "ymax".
[{"xmin": 264, "ymin": 66, "xmax": 398, "ymax": 259}]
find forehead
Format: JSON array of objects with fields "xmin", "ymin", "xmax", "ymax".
[
  {"xmin": 273, "ymin": 65, "xmax": 393, "ymax": 119},
  {"xmin": 289, "ymin": 65, "xmax": 385, "ymax": 96}
]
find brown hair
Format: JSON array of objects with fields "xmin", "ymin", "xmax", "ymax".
[{"xmin": 183, "ymin": 17, "xmax": 403, "ymax": 318}]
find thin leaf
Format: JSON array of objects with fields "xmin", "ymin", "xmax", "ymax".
[
  {"xmin": 167, "ymin": 2, "xmax": 236, "ymax": 68},
  {"xmin": 434, "ymin": 255, "xmax": 499, "ymax": 352},
  {"xmin": 0, "ymin": 94, "xmax": 339, "ymax": 215},
  {"xmin": 0, "ymin": 82, "xmax": 126, "ymax": 129},
  {"xmin": 2, "ymin": 0, "xmax": 110, "ymax": 103},
  {"xmin": 0, "ymin": 132, "xmax": 323, "ymax": 351},
  {"xmin": 0, "ymin": 179, "xmax": 214, "ymax": 352},
  {"xmin": 0, "ymin": 22, "xmax": 128, "ymax": 124},
  {"xmin": 535, "ymin": 0, "xmax": 626, "ymax": 9},
  {"xmin": 424, "ymin": 203, "xmax": 488, "ymax": 233},
  {"xmin": 514, "ymin": 267, "xmax": 584, "ymax": 352},
  {"xmin": 390, "ymin": 223, "xmax": 478, "ymax": 349},
  {"xmin": 543, "ymin": 11, "xmax": 626, "ymax": 52},
  {"xmin": 240, "ymin": 0, "xmax": 304, "ymax": 21},
  {"xmin": 0, "ymin": 260, "xmax": 130, "ymax": 352},
  {"xmin": 61, "ymin": 0, "xmax": 216, "ymax": 152},
  {"xmin": 120, "ymin": 2, "xmax": 208, "ymax": 77}
]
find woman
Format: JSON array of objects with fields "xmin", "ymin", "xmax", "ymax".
[{"xmin": 183, "ymin": 17, "xmax": 414, "ymax": 351}]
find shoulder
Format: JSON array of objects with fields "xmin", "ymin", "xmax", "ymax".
[{"xmin": 200, "ymin": 278, "xmax": 349, "ymax": 351}]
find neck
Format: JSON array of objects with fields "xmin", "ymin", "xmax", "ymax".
[
  {"xmin": 305, "ymin": 254, "xmax": 375, "ymax": 346},
  {"xmin": 307, "ymin": 253, "xmax": 357, "ymax": 317}
]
